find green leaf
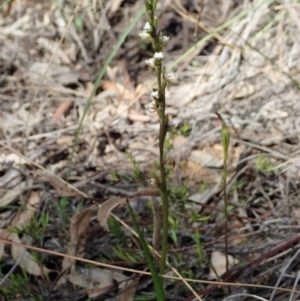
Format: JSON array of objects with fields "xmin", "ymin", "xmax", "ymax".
[
  {"xmin": 60, "ymin": 197, "xmax": 69, "ymax": 207},
  {"xmin": 217, "ymin": 113, "xmax": 230, "ymax": 162},
  {"xmin": 74, "ymin": 16, "xmax": 83, "ymax": 31},
  {"xmin": 41, "ymin": 212, "xmax": 49, "ymax": 230},
  {"xmin": 126, "ymin": 200, "xmax": 165, "ymax": 301}
]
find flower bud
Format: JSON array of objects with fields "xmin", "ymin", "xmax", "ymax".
[
  {"xmin": 151, "ymin": 89, "xmax": 159, "ymax": 99},
  {"xmin": 159, "ymin": 35, "xmax": 169, "ymax": 46},
  {"xmin": 145, "ymin": 101, "xmax": 158, "ymax": 113},
  {"xmin": 154, "ymin": 52, "xmax": 164, "ymax": 62},
  {"xmin": 165, "ymin": 72, "xmax": 179, "ymax": 85},
  {"xmin": 145, "ymin": 58, "xmax": 155, "ymax": 68},
  {"xmin": 149, "ymin": 178, "xmax": 160, "ymax": 187},
  {"xmin": 143, "ymin": 21, "xmax": 152, "ymax": 33},
  {"xmin": 139, "ymin": 31, "xmax": 152, "ymax": 41}
]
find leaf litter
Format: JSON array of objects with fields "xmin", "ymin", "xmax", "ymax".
[{"xmin": 1, "ymin": 0, "xmax": 300, "ymax": 300}]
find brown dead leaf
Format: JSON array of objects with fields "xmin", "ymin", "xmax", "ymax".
[
  {"xmin": 101, "ymin": 80, "xmax": 134, "ymax": 100},
  {"xmin": 70, "ymin": 207, "xmax": 92, "ymax": 247},
  {"xmin": 27, "ymin": 63, "xmax": 78, "ymax": 85},
  {"xmin": 68, "ymin": 267, "xmax": 128, "ymax": 299},
  {"xmin": 0, "ymin": 153, "xmax": 27, "ymax": 165},
  {"xmin": 97, "ymin": 197, "xmax": 126, "ymax": 230},
  {"xmin": 37, "ymin": 38, "xmax": 71, "ymax": 65},
  {"xmin": 230, "ymin": 83, "xmax": 255, "ymax": 100},
  {"xmin": 56, "ymin": 136, "xmax": 74, "ymax": 146},
  {"xmin": 0, "ymin": 210, "xmax": 14, "ymax": 229},
  {"xmin": 0, "ymin": 230, "xmax": 11, "ymax": 259},
  {"xmin": 52, "ymin": 100, "xmax": 73, "ymax": 121},
  {"xmin": 2, "ymin": 14, "xmax": 30, "ymax": 35},
  {"xmin": 101, "ymin": 80, "xmax": 118, "ymax": 91},
  {"xmin": 0, "ymin": 169, "xmax": 22, "ymax": 188},
  {"xmin": 173, "ymin": 135, "xmax": 188, "ymax": 151},
  {"xmin": 106, "ymin": 66, "xmax": 118, "ymax": 82},
  {"xmin": 0, "ymin": 182, "xmax": 25, "ymax": 206},
  {"xmin": 128, "ymin": 110, "xmax": 150, "ymax": 122},
  {"xmin": 209, "ymin": 251, "xmax": 239, "ymax": 279},
  {"xmin": 110, "ymin": 0, "xmax": 123, "ymax": 13},
  {"xmin": 134, "ymin": 83, "xmax": 146, "ymax": 96},
  {"xmin": 188, "ymin": 180, "xmax": 221, "ymax": 205},
  {"xmin": 116, "ymin": 277, "xmax": 140, "ymax": 301},
  {"xmin": 189, "ymin": 149, "xmax": 223, "ymax": 169},
  {"xmin": 10, "ymin": 233, "xmax": 50, "ymax": 276},
  {"xmin": 62, "ymin": 207, "xmax": 92, "ymax": 271},
  {"xmin": 35, "ymin": 171, "xmax": 82, "ymax": 197},
  {"xmin": 231, "ymin": 219, "xmax": 248, "ymax": 244},
  {"xmin": 182, "ymin": 160, "xmax": 217, "ymax": 184},
  {"xmin": 11, "ymin": 191, "xmax": 40, "ymax": 229}
]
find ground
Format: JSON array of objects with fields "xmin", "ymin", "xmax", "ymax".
[{"xmin": 1, "ymin": 0, "xmax": 300, "ymax": 300}]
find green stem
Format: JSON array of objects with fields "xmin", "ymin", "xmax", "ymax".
[
  {"xmin": 217, "ymin": 113, "xmax": 230, "ymax": 275},
  {"xmin": 145, "ymin": 0, "xmax": 169, "ymax": 280},
  {"xmin": 159, "ymin": 122, "xmax": 168, "ymax": 276},
  {"xmin": 157, "ymin": 63, "xmax": 168, "ymax": 277},
  {"xmin": 223, "ymin": 162, "xmax": 229, "ymax": 274}
]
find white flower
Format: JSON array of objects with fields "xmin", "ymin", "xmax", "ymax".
[
  {"xmin": 143, "ymin": 21, "xmax": 151, "ymax": 33},
  {"xmin": 149, "ymin": 178, "xmax": 159, "ymax": 187},
  {"xmin": 154, "ymin": 52, "xmax": 164, "ymax": 61},
  {"xmin": 145, "ymin": 101, "xmax": 158, "ymax": 113},
  {"xmin": 165, "ymin": 72, "xmax": 179, "ymax": 85},
  {"xmin": 159, "ymin": 35, "xmax": 169, "ymax": 46},
  {"xmin": 151, "ymin": 90, "xmax": 159, "ymax": 99},
  {"xmin": 145, "ymin": 58, "xmax": 155, "ymax": 68},
  {"xmin": 139, "ymin": 31, "xmax": 152, "ymax": 41}
]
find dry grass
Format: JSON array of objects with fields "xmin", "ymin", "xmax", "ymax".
[{"xmin": 1, "ymin": 0, "xmax": 300, "ymax": 300}]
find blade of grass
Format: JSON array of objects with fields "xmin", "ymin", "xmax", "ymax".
[
  {"xmin": 67, "ymin": 6, "xmax": 146, "ymax": 179},
  {"xmin": 217, "ymin": 113, "xmax": 230, "ymax": 274},
  {"xmin": 126, "ymin": 200, "xmax": 165, "ymax": 301}
]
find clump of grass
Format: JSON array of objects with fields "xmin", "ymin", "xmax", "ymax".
[
  {"xmin": 255, "ymin": 155, "xmax": 273, "ymax": 171},
  {"xmin": 0, "ymin": 270, "xmax": 42, "ymax": 301}
]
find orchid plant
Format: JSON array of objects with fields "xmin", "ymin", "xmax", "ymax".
[{"xmin": 139, "ymin": 0, "xmax": 178, "ymax": 276}]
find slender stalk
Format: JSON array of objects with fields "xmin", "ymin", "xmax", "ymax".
[
  {"xmin": 223, "ymin": 158, "xmax": 229, "ymax": 273},
  {"xmin": 155, "ymin": 59, "xmax": 169, "ymax": 276},
  {"xmin": 151, "ymin": 195, "xmax": 161, "ymax": 252},
  {"xmin": 158, "ymin": 102, "xmax": 168, "ymax": 276},
  {"xmin": 217, "ymin": 113, "xmax": 230, "ymax": 274},
  {"xmin": 141, "ymin": 0, "xmax": 179, "ymax": 281}
]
